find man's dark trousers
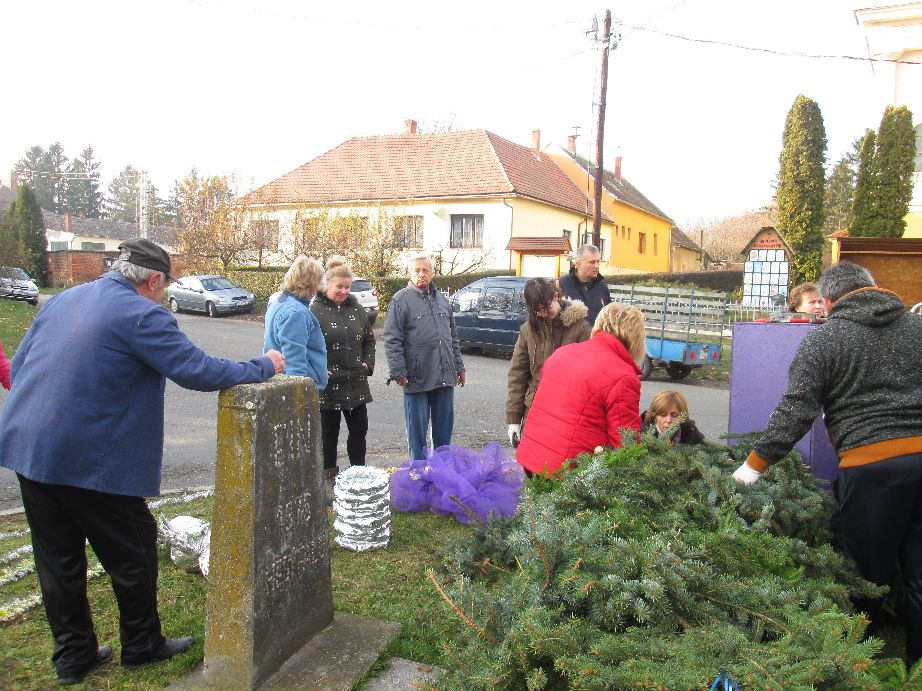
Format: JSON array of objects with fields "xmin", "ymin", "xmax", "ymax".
[
  {"xmin": 838, "ymin": 452, "xmax": 922, "ymax": 667},
  {"xmin": 17, "ymin": 475, "xmax": 166, "ymax": 674}
]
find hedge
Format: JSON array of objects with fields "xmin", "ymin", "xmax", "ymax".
[
  {"xmin": 229, "ymin": 267, "xmax": 515, "ymax": 312},
  {"xmin": 607, "ymin": 269, "xmax": 744, "ymax": 294}
]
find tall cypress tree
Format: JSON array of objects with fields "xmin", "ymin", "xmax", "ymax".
[
  {"xmin": 850, "ymin": 129, "xmax": 877, "ymax": 234},
  {"xmin": 869, "ymin": 105, "xmax": 915, "ymax": 237},
  {"xmin": 823, "ymin": 155, "xmax": 856, "ymax": 234},
  {"xmin": 776, "ymin": 95, "xmax": 827, "ymax": 284},
  {"xmin": 5, "ymin": 184, "xmax": 47, "ymax": 284}
]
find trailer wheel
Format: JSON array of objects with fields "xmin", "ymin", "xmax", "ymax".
[
  {"xmin": 638, "ymin": 356, "xmax": 652, "ymax": 381},
  {"xmin": 665, "ymin": 363, "xmax": 692, "ymax": 380}
]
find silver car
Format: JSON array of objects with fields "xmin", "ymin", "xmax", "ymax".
[
  {"xmin": 167, "ymin": 275, "xmax": 256, "ymax": 317},
  {"xmin": 0, "ymin": 267, "xmax": 39, "ymax": 306},
  {"xmin": 351, "ymin": 277, "xmax": 379, "ymax": 324}
]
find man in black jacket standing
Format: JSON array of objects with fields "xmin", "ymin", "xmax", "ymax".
[{"xmin": 558, "ymin": 244, "xmax": 610, "ymax": 323}]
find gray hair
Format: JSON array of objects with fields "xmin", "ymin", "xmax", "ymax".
[
  {"xmin": 111, "ymin": 259, "xmax": 162, "ymax": 285},
  {"xmin": 408, "ymin": 253, "xmax": 435, "ymax": 271},
  {"xmin": 818, "ymin": 261, "xmax": 875, "ymax": 303},
  {"xmin": 574, "ymin": 244, "xmax": 600, "ymax": 261}
]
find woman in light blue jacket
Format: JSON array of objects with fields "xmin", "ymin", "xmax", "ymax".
[{"xmin": 264, "ymin": 256, "xmax": 328, "ymax": 389}]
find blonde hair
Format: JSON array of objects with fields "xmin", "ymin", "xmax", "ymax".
[
  {"xmin": 282, "ymin": 255, "xmax": 324, "ymax": 298},
  {"xmin": 324, "ymin": 255, "xmax": 353, "ymax": 283},
  {"xmin": 644, "ymin": 391, "xmax": 689, "ymax": 424},
  {"xmin": 591, "ymin": 303, "xmax": 647, "ymax": 364}
]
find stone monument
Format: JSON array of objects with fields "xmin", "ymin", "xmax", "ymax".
[{"xmin": 204, "ymin": 375, "xmax": 333, "ymax": 688}]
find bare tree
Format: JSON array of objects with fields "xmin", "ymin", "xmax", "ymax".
[
  {"xmin": 430, "ymin": 245, "xmax": 493, "ymax": 275},
  {"xmin": 688, "ymin": 206, "xmax": 777, "ymax": 264},
  {"xmin": 178, "ymin": 174, "xmax": 251, "ymax": 274}
]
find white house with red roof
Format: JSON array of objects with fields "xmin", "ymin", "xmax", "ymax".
[{"xmin": 237, "ymin": 120, "xmax": 613, "ymax": 276}]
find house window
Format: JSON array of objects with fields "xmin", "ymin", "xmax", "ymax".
[
  {"xmin": 450, "ymin": 214, "xmax": 484, "ymax": 248},
  {"xmin": 638, "ymin": 232, "xmax": 646, "ymax": 254},
  {"xmin": 49, "ymin": 241, "xmax": 68, "ymax": 251},
  {"xmin": 563, "ymin": 229, "xmax": 572, "ymax": 247},
  {"xmin": 81, "ymin": 242, "xmax": 105, "ymax": 251},
  {"xmin": 250, "ymin": 220, "xmax": 279, "ymax": 251},
  {"xmin": 653, "ymin": 233, "xmax": 658, "ymax": 256},
  {"xmin": 628, "ymin": 227, "xmax": 631, "ymax": 240},
  {"xmin": 395, "ymin": 215, "xmax": 424, "ymax": 248},
  {"xmin": 599, "ymin": 239, "xmax": 607, "ymax": 260}
]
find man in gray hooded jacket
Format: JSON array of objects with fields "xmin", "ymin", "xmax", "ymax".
[
  {"xmin": 733, "ymin": 261, "xmax": 922, "ymax": 668},
  {"xmin": 384, "ymin": 255, "xmax": 465, "ymax": 460}
]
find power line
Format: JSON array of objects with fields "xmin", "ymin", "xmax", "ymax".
[{"xmin": 628, "ymin": 25, "xmax": 922, "ymax": 65}]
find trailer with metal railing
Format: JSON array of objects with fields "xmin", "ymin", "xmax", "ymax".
[{"xmin": 608, "ymin": 284, "xmax": 729, "ymax": 380}]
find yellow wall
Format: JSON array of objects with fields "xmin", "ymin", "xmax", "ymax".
[
  {"xmin": 548, "ymin": 150, "xmax": 672, "ymax": 274},
  {"xmin": 671, "ymin": 246, "xmax": 703, "ymax": 272},
  {"xmin": 904, "ymin": 211, "xmax": 922, "ymax": 238}
]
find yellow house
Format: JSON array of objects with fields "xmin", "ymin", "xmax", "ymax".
[
  {"xmin": 236, "ymin": 122, "xmax": 611, "ymax": 277},
  {"xmin": 547, "ymin": 141, "xmax": 677, "ymax": 274}
]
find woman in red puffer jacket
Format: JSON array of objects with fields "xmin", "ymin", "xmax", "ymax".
[{"xmin": 515, "ymin": 302, "xmax": 646, "ymax": 476}]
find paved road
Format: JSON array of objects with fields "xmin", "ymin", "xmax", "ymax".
[{"xmin": 0, "ymin": 311, "xmax": 730, "ymax": 511}]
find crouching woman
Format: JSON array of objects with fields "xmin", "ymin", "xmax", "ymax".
[{"xmin": 515, "ymin": 303, "xmax": 646, "ymax": 476}]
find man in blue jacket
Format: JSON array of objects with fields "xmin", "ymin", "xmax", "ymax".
[
  {"xmin": 0, "ymin": 239, "xmax": 285, "ymax": 685},
  {"xmin": 384, "ymin": 255, "xmax": 465, "ymax": 460}
]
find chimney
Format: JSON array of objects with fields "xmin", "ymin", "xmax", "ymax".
[
  {"xmin": 615, "ymin": 156, "xmax": 622, "ymax": 183},
  {"xmin": 64, "ymin": 213, "xmax": 72, "ymax": 233},
  {"xmin": 532, "ymin": 129, "xmax": 541, "ymax": 151},
  {"xmin": 567, "ymin": 135, "xmax": 577, "ymax": 154},
  {"xmin": 404, "ymin": 119, "xmax": 418, "ymax": 134}
]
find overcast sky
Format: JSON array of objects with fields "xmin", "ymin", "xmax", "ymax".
[{"xmin": 2, "ymin": 0, "xmax": 897, "ymax": 226}]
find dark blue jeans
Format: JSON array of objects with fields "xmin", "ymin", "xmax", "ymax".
[
  {"xmin": 403, "ymin": 386, "xmax": 454, "ymax": 460},
  {"xmin": 838, "ymin": 452, "xmax": 922, "ymax": 666}
]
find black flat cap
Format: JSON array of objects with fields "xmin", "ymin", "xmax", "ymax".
[{"xmin": 117, "ymin": 239, "xmax": 179, "ymax": 283}]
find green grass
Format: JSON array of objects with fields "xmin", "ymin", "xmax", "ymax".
[
  {"xmin": 0, "ymin": 300, "xmax": 39, "ymax": 354},
  {"xmin": 0, "ymin": 497, "xmax": 467, "ymax": 689}
]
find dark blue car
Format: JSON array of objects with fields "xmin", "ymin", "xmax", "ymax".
[{"xmin": 449, "ymin": 276, "xmax": 531, "ymax": 353}]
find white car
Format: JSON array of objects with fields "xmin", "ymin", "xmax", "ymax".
[{"xmin": 351, "ymin": 277, "xmax": 379, "ymax": 324}]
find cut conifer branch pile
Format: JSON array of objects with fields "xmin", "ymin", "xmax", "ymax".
[{"xmin": 432, "ymin": 433, "xmax": 921, "ymax": 689}]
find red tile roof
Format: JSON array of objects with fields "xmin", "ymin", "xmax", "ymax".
[{"xmin": 239, "ymin": 129, "xmax": 605, "ymax": 219}]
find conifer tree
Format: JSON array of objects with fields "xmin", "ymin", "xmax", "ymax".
[
  {"xmin": 776, "ymin": 95, "xmax": 827, "ymax": 284},
  {"xmin": 104, "ymin": 165, "xmax": 140, "ymax": 223},
  {"xmin": 63, "ymin": 147, "xmax": 103, "ymax": 218},
  {"xmin": 868, "ymin": 105, "xmax": 915, "ymax": 237},
  {"xmin": 13, "ymin": 146, "xmax": 52, "ymax": 210},
  {"xmin": 823, "ymin": 139, "xmax": 859, "ymax": 235},
  {"xmin": 851, "ymin": 128, "xmax": 877, "ymax": 234},
  {"xmin": 5, "ymin": 184, "xmax": 48, "ymax": 284}
]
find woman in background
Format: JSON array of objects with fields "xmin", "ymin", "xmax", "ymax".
[
  {"xmin": 515, "ymin": 303, "xmax": 646, "ymax": 476},
  {"xmin": 263, "ymin": 255, "xmax": 328, "ymax": 389},
  {"xmin": 641, "ymin": 390, "xmax": 705, "ymax": 445},
  {"xmin": 310, "ymin": 256, "xmax": 375, "ymax": 489},
  {"xmin": 788, "ymin": 282, "xmax": 825, "ymax": 318},
  {"xmin": 506, "ymin": 278, "xmax": 590, "ymax": 447}
]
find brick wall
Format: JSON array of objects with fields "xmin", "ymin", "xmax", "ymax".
[{"xmin": 46, "ymin": 251, "xmax": 187, "ymax": 287}]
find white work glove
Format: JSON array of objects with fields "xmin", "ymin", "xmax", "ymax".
[
  {"xmin": 508, "ymin": 424, "xmax": 521, "ymax": 447},
  {"xmin": 732, "ymin": 461, "xmax": 762, "ymax": 485}
]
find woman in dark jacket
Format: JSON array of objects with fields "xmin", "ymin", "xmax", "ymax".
[
  {"xmin": 515, "ymin": 303, "xmax": 646, "ymax": 476},
  {"xmin": 506, "ymin": 278, "xmax": 590, "ymax": 446},
  {"xmin": 310, "ymin": 257, "xmax": 375, "ymax": 487},
  {"xmin": 641, "ymin": 391, "xmax": 705, "ymax": 445}
]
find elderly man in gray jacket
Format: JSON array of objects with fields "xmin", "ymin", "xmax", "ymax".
[{"xmin": 384, "ymin": 254, "xmax": 466, "ymax": 460}]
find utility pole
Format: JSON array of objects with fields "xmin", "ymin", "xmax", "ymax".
[
  {"xmin": 589, "ymin": 10, "xmax": 619, "ymax": 247},
  {"xmin": 137, "ymin": 169, "xmax": 150, "ymax": 239}
]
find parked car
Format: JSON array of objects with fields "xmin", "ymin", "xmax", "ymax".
[
  {"xmin": 351, "ymin": 277, "xmax": 379, "ymax": 324},
  {"xmin": 0, "ymin": 267, "xmax": 39, "ymax": 306},
  {"xmin": 167, "ymin": 275, "xmax": 256, "ymax": 317},
  {"xmin": 449, "ymin": 276, "xmax": 530, "ymax": 353}
]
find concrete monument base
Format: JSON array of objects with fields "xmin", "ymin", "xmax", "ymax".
[{"xmin": 169, "ymin": 612, "xmax": 400, "ymax": 690}]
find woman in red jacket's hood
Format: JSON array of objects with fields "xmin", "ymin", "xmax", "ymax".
[{"xmin": 515, "ymin": 302, "xmax": 647, "ymax": 476}]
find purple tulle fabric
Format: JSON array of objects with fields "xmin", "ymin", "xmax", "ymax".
[{"xmin": 389, "ymin": 442, "xmax": 524, "ymax": 524}]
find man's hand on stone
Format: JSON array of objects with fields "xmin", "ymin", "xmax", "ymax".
[
  {"xmin": 458, "ymin": 371, "xmax": 466, "ymax": 386},
  {"xmin": 265, "ymin": 350, "xmax": 286, "ymax": 373}
]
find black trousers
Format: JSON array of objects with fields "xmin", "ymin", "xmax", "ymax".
[
  {"xmin": 838, "ymin": 453, "xmax": 922, "ymax": 667},
  {"xmin": 320, "ymin": 405, "xmax": 368, "ymax": 470},
  {"xmin": 17, "ymin": 475, "xmax": 165, "ymax": 673}
]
